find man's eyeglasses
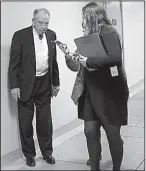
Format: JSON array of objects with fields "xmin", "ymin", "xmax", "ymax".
[{"xmin": 34, "ymin": 19, "xmax": 49, "ymax": 27}]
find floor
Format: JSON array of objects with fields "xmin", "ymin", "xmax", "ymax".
[{"xmin": 2, "ymin": 90, "xmax": 145, "ymax": 170}]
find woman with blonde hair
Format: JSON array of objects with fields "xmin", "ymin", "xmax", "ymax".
[{"xmin": 61, "ymin": 2, "xmax": 129, "ymax": 170}]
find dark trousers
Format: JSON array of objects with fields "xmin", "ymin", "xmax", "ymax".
[
  {"xmin": 84, "ymin": 120, "xmax": 123, "ymax": 171},
  {"xmin": 17, "ymin": 73, "xmax": 53, "ymax": 159}
]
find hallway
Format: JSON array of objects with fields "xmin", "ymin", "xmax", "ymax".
[{"xmin": 2, "ymin": 90, "xmax": 144, "ymax": 170}]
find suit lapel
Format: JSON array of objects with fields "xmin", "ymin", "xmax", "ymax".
[
  {"xmin": 27, "ymin": 26, "xmax": 36, "ymax": 70},
  {"xmin": 45, "ymin": 30, "xmax": 53, "ymax": 64}
]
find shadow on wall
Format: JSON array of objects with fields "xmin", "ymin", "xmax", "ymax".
[
  {"xmin": 6, "ymin": 46, "xmax": 18, "ymax": 116},
  {"xmin": 6, "ymin": 45, "xmax": 22, "ymax": 148}
]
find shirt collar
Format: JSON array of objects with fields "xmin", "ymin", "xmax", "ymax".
[
  {"xmin": 32, "ymin": 26, "xmax": 46, "ymax": 40},
  {"xmin": 33, "ymin": 27, "xmax": 39, "ymax": 37}
]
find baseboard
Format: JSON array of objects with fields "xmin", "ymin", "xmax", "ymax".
[
  {"xmin": 1, "ymin": 147, "xmax": 23, "ymax": 170},
  {"xmin": 129, "ymin": 78, "xmax": 144, "ymax": 98},
  {"xmin": 1, "ymin": 118, "xmax": 83, "ymax": 170}
]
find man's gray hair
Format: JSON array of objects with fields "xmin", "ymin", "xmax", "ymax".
[{"xmin": 33, "ymin": 8, "xmax": 50, "ymax": 18}]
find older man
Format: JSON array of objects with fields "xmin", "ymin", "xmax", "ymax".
[{"xmin": 8, "ymin": 8, "xmax": 60, "ymax": 167}]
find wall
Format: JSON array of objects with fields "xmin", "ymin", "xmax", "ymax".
[
  {"xmin": 106, "ymin": 2, "xmax": 122, "ymax": 39},
  {"xmin": 1, "ymin": 1, "xmax": 144, "ymax": 157},
  {"xmin": 122, "ymin": 2, "xmax": 144, "ymax": 87},
  {"xmin": 106, "ymin": 1, "xmax": 144, "ymax": 88},
  {"xmin": 106, "ymin": 1, "xmax": 125, "ymax": 70},
  {"xmin": 1, "ymin": 1, "xmax": 86, "ymax": 156}
]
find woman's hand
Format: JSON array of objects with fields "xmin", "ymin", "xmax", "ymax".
[
  {"xmin": 59, "ymin": 43, "xmax": 79, "ymax": 62},
  {"xmin": 59, "ymin": 43, "xmax": 70, "ymax": 55},
  {"xmin": 71, "ymin": 53, "xmax": 80, "ymax": 62},
  {"xmin": 65, "ymin": 52, "xmax": 80, "ymax": 62},
  {"xmin": 79, "ymin": 55, "xmax": 97, "ymax": 71},
  {"xmin": 79, "ymin": 55, "xmax": 88, "ymax": 67}
]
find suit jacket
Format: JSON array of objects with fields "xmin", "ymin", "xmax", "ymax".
[
  {"xmin": 8, "ymin": 26, "xmax": 60, "ymax": 101},
  {"xmin": 66, "ymin": 24, "xmax": 129, "ymax": 126}
]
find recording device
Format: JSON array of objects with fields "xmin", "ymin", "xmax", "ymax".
[
  {"xmin": 53, "ymin": 40, "xmax": 80, "ymax": 61},
  {"xmin": 53, "ymin": 40, "xmax": 69, "ymax": 55}
]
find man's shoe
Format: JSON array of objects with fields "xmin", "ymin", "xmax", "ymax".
[
  {"xmin": 87, "ymin": 159, "xmax": 90, "ymax": 166},
  {"xmin": 26, "ymin": 157, "xmax": 36, "ymax": 167},
  {"xmin": 87, "ymin": 155, "xmax": 102, "ymax": 165},
  {"xmin": 43, "ymin": 155, "xmax": 55, "ymax": 164}
]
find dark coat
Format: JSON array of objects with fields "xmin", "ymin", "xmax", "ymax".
[
  {"xmin": 8, "ymin": 26, "xmax": 60, "ymax": 102},
  {"xmin": 66, "ymin": 24, "xmax": 129, "ymax": 126}
]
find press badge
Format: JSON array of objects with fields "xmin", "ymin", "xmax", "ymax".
[{"xmin": 110, "ymin": 66, "xmax": 118, "ymax": 77}]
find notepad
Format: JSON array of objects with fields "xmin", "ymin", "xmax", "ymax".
[
  {"xmin": 74, "ymin": 32, "xmax": 122, "ymax": 59},
  {"xmin": 74, "ymin": 33, "xmax": 107, "ymax": 58}
]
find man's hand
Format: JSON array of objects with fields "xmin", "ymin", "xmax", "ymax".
[
  {"xmin": 79, "ymin": 55, "xmax": 88, "ymax": 67},
  {"xmin": 11, "ymin": 88, "xmax": 20, "ymax": 101},
  {"xmin": 52, "ymin": 86, "xmax": 60, "ymax": 98}
]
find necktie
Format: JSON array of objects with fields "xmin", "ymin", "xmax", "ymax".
[{"xmin": 39, "ymin": 34, "xmax": 43, "ymax": 40}]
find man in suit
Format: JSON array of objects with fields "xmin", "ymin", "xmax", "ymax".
[{"xmin": 8, "ymin": 8, "xmax": 60, "ymax": 167}]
